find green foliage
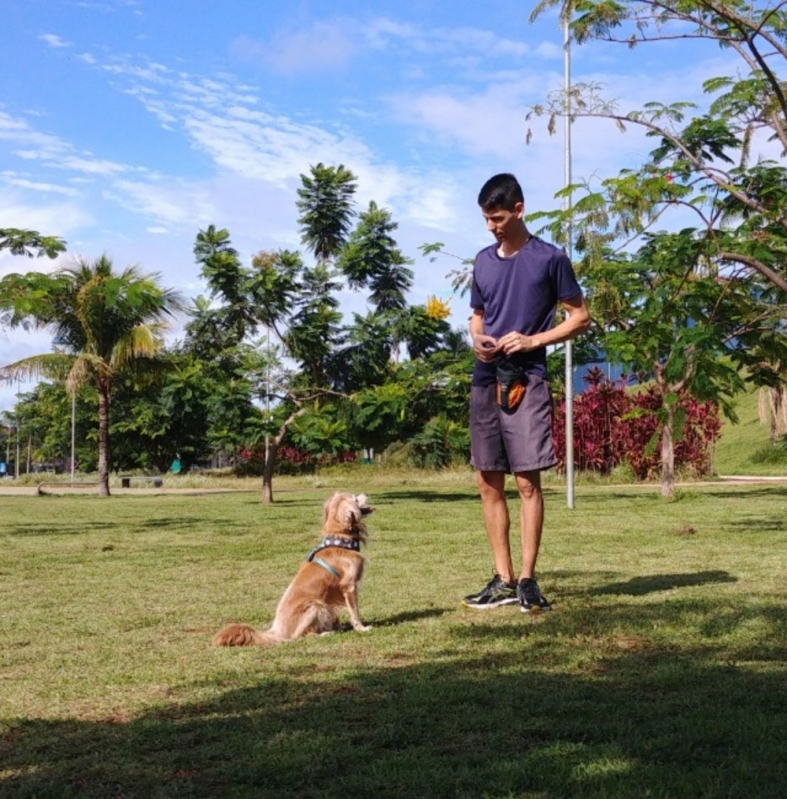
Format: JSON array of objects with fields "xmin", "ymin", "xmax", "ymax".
[
  {"xmin": 288, "ymin": 405, "xmax": 350, "ymax": 458},
  {"xmin": 528, "ymin": 0, "xmax": 787, "ymax": 294},
  {"xmin": 0, "ymin": 227, "xmax": 66, "ymax": 259},
  {"xmin": 409, "ymin": 415, "xmax": 470, "ymax": 468},
  {"xmin": 296, "ymin": 162, "xmax": 357, "ymax": 263},
  {"xmin": 337, "ymin": 201, "xmax": 414, "ymax": 312}
]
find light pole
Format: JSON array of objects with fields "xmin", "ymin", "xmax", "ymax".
[{"xmin": 563, "ymin": 15, "xmax": 575, "ymax": 509}]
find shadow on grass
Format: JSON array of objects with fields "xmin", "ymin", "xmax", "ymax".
[
  {"xmin": 4, "ymin": 521, "xmax": 118, "ymax": 537},
  {"xmin": 725, "ymin": 516, "xmax": 786, "ymax": 532},
  {"xmin": 591, "ymin": 570, "xmax": 737, "ymax": 596},
  {"xmin": 370, "ymin": 607, "xmax": 450, "ymax": 627},
  {"xmin": 3, "ymin": 603, "xmax": 786, "ymax": 799},
  {"xmin": 372, "ymin": 490, "xmax": 476, "ymax": 504}
]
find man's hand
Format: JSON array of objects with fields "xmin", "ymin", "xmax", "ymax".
[
  {"xmin": 472, "ymin": 334, "xmax": 498, "ymax": 363},
  {"xmin": 496, "ymin": 331, "xmax": 540, "ymax": 356}
]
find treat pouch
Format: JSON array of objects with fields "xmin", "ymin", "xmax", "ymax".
[{"xmin": 495, "ymin": 358, "xmax": 528, "ymax": 413}]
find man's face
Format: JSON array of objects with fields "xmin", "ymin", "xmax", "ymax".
[{"xmin": 481, "ymin": 202, "xmax": 524, "ymax": 243}]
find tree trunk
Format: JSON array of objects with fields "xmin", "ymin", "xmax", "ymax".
[
  {"xmin": 261, "ymin": 439, "xmax": 275, "ymax": 505},
  {"xmin": 769, "ymin": 387, "xmax": 780, "ymax": 443},
  {"xmin": 661, "ymin": 404, "xmax": 675, "ymax": 498},
  {"xmin": 782, "ymin": 386, "xmax": 787, "ymax": 433},
  {"xmin": 97, "ymin": 383, "xmax": 111, "ymax": 497},
  {"xmin": 260, "ymin": 406, "xmax": 310, "ymax": 504}
]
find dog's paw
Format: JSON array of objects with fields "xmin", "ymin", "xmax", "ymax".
[{"xmin": 354, "ymin": 623, "xmax": 372, "ymax": 633}]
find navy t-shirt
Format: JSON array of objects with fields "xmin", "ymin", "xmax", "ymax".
[{"xmin": 470, "ymin": 236, "xmax": 582, "ymax": 386}]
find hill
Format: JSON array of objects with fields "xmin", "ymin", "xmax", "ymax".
[{"xmin": 713, "ymin": 385, "xmax": 787, "ymax": 476}]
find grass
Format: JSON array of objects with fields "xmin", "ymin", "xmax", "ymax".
[
  {"xmin": 1, "ymin": 477, "xmax": 786, "ymax": 798},
  {"xmin": 714, "ymin": 384, "xmax": 787, "ymax": 476}
]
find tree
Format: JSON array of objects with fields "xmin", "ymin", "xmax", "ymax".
[
  {"xmin": 528, "ymin": 0, "xmax": 787, "ymax": 293},
  {"xmin": 296, "ymin": 163, "xmax": 357, "ymax": 266},
  {"xmin": 576, "ymin": 231, "xmax": 787, "ymax": 495},
  {"xmin": 524, "ymin": 0, "xmax": 787, "ymax": 490},
  {"xmin": 0, "ymin": 228, "xmax": 66, "ymax": 259},
  {"xmin": 0, "ymin": 256, "xmax": 183, "ymax": 495}
]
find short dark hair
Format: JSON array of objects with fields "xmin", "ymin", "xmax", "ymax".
[{"xmin": 478, "ymin": 173, "xmax": 524, "ymax": 211}]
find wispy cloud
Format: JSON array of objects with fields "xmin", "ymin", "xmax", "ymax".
[
  {"xmin": 105, "ymin": 178, "xmax": 216, "ymax": 226},
  {"xmin": 1, "ymin": 172, "xmax": 81, "ymax": 197},
  {"xmin": 39, "ymin": 33, "xmax": 72, "ymax": 48}
]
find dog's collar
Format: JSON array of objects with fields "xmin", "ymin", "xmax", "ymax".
[{"xmin": 306, "ymin": 536, "xmax": 360, "ymax": 563}]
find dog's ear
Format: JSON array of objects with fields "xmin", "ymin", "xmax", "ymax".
[{"xmin": 322, "ymin": 494, "xmax": 335, "ymax": 526}]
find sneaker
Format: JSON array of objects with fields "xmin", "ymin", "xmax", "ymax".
[
  {"xmin": 462, "ymin": 574, "xmax": 518, "ymax": 609},
  {"xmin": 518, "ymin": 577, "xmax": 551, "ymax": 613}
]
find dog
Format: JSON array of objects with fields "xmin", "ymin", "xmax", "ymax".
[{"xmin": 213, "ymin": 492, "xmax": 374, "ymax": 647}]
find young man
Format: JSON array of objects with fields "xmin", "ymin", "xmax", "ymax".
[{"xmin": 463, "ymin": 173, "xmax": 590, "ymax": 612}]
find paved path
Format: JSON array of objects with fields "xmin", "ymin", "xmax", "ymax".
[{"xmin": 1, "ymin": 475, "xmax": 786, "ymax": 497}]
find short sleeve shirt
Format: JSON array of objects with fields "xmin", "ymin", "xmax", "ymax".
[{"xmin": 470, "ymin": 236, "xmax": 582, "ymax": 386}]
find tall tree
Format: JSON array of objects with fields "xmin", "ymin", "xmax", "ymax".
[
  {"xmin": 528, "ymin": 0, "xmax": 787, "ymax": 293},
  {"xmin": 296, "ymin": 163, "xmax": 357, "ymax": 266},
  {"xmin": 0, "ymin": 256, "xmax": 183, "ymax": 495}
]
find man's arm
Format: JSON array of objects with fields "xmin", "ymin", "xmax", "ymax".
[
  {"xmin": 469, "ymin": 309, "xmax": 497, "ymax": 363},
  {"xmin": 496, "ymin": 293, "xmax": 590, "ymax": 357}
]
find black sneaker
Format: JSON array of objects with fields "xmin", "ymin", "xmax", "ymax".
[
  {"xmin": 518, "ymin": 578, "xmax": 551, "ymax": 613},
  {"xmin": 462, "ymin": 574, "xmax": 518, "ymax": 609}
]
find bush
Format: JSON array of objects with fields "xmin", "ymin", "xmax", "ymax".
[
  {"xmin": 236, "ymin": 445, "xmax": 357, "ymax": 476},
  {"xmin": 408, "ymin": 417, "xmax": 470, "ymax": 470},
  {"xmin": 552, "ymin": 367, "xmax": 721, "ymax": 478}
]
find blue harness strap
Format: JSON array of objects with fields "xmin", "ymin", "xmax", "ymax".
[{"xmin": 312, "ymin": 557, "xmax": 341, "ymax": 579}]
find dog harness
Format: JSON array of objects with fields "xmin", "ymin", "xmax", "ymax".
[{"xmin": 306, "ymin": 536, "xmax": 361, "ymax": 580}]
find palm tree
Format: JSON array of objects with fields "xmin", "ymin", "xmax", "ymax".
[{"xmin": 0, "ymin": 255, "xmax": 183, "ymax": 495}]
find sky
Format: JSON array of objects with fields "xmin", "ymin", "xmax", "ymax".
[{"xmin": 0, "ymin": 0, "xmax": 730, "ymax": 413}]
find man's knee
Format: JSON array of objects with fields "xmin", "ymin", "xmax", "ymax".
[
  {"xmin": 515, "ymin": 471, "xmax": 541, "ymax": 500},
  {"xmin": 476, "ymin": 469, "xmax": 505, "ymax": 498}
]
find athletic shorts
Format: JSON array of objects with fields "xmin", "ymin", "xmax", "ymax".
[{"xmin": 469, "ymin": 375, "xmax": 556, "ymax": 473}]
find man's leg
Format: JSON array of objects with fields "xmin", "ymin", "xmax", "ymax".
[
  {"xmin": 476, "ymin": 469, "xmax": 515, "ymax": 584},
  {"xmin": 514, "ymin": 469, "xmax": 544, "ymax": 580}
]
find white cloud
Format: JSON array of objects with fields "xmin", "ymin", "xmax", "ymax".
[
  {"xmin": 0, "ymin": 195, "xmax": 92, "ymax": 248},
  {"xmin": 104, "ymin": 178, "xmax": 216, "ymax": 227},
  {"xmin": 39, "ymin": 33, "xmax": 72, "ymax": 48},
  {"xmin": 1, "ymin": 173, "xmax": 81, "ymax": 197}
]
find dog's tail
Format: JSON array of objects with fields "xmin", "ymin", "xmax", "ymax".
[{"xmin": 212, "ymin": 623, "xmax": 282, "ymax": 647}]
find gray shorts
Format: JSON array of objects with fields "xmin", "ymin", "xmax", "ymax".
[{"xmin": 469, "ymin": 376, "xmax": 556, "ymax": 473}]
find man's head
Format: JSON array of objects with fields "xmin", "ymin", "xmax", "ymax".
[
  {"xmin": 478, "ymin": 173, "xmax": 524, "ymax": 212},
  {"xmin": 478, "ymin": 173, "xmax": 526, "ymax": 245}
]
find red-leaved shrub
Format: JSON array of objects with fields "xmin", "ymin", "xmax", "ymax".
[{"xmin": 552, "ymin": 367, "xmax": 721, "ymax": 478}]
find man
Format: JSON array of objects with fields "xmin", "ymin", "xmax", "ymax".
[{"xmin": 463, "ymin": 173, "xmax": 590, "ymax": 613}]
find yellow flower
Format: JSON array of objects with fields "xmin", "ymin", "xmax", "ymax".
[{"xmin": 425, "ymin": 295, "xmax": 451, "ymax": 320}]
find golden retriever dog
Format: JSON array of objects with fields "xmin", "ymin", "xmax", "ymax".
[{"xmin": 213, "ymin": 492, "xmax": 373, "ymax": 647}]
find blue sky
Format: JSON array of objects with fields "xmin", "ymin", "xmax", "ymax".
[{"xmin": 0, "ymin": 0, "xmax": 729, "ymax": 411}]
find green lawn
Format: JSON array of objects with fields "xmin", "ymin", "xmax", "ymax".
[
  {"xmin": 714, "ymin": 385, "xmax": 787, "ymax": 476},
  {"xmin": 1, "ymin": 479, "xmax": 786, "ymax": 798}
]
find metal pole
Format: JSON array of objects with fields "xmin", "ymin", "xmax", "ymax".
[
  {"xmin": 564, "ymin": 15, "xmax": 575, "ymax": 509},
  {"xmin": 70, "ymin": 390, "xmax": 76, "ymax": 482}
]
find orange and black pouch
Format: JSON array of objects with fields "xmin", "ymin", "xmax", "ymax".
[{"xmin": 495, "ymin": 360, "xmax": 528, "ymax": 413}]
